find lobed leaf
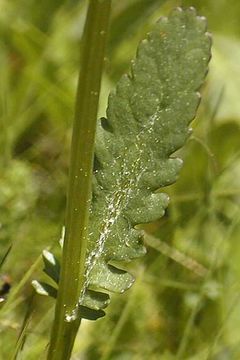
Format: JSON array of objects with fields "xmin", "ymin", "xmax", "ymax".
[{"xmin": 34, "ymin": 7, "xmax": 211, "ymax": 320}]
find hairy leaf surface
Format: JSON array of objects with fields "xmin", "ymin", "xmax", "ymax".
[{"xmin": 33, "ymin": 7, "xmax": 211, "ymax": 320}]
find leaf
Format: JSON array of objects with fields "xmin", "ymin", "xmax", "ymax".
[
  {"xmin": 32, "ymin": 280, "xmax": 57, "ymax": 298},
  {"xmin": 31, "ymin": 280, "xmax": 107, "ymax": 320},
  {"xmin": 34, "ymin": 7, "xmax": 211, "ymax": 320},
  {"xmin": 84, "ymin": 6, "xmax": 211, "ymax": 310},
  {"xmin": 42, "ymin": 249, "xmax": 60, "ymax": 284}
]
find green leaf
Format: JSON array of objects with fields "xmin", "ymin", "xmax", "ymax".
[
  {"xmin": 32, "ymin": 280, "xmax": 107, "ymax": 320},
  {"xmin": 34, "ymin": 7, "xmax": 211, "ymax": 320},
  {"xmin": 42, "ymin": 250, "xmax": 60, "ymax": 284},
  {"xmin": 83, "ymin": 6, "xmax": 211, "ymax": 311},
  {"xmin": 32, "ymin": 280, "xmax": 57, "ymax": 299}
]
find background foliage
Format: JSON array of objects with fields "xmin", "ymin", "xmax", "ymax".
[{"xmin": 0, "ymin": 0, "xmax": 239, "ymax": 359}]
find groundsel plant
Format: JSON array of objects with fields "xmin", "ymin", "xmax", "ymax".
[{"xmin": 33, "ymin": 2, "xmax": 211, "ymax": 359}]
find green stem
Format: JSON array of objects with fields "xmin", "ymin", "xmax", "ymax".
[{"xmin": 47, "ymin": 1, "xmax": 111, "ymax": 359}]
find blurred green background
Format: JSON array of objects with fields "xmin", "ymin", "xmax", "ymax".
[{"xmin": 0, "ymin": 0, "xmax": 239, "ymax": 359}]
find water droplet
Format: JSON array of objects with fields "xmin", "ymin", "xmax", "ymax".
[
  {"xmin": 125, "ymin": 239, "xmax": 130, "ymax": 247},
  {"xmin": 65, "ymin": 306, "xmax": 78, "ymax": 322}
]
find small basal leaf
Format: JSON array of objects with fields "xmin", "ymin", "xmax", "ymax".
[
  {"xmin": 32, "ymin": 280, "xmax": 57, "ymax": 299},
  {"xmin": 34, "ymin": 7, "xmax": 211, "ymax": 320},
  {"xmin": 42, "ymin": 250, "xmax": 60, "ymax": 284}
]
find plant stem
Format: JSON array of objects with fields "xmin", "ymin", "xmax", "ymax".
[{"xmin": 47, "ymin": 1, "xmax": 111, "ymax": 359}]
